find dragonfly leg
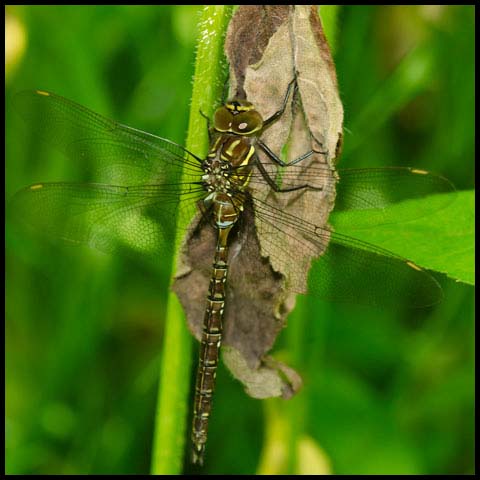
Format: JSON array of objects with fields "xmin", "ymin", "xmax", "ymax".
[
  {"xmin": 259, "ymin": 138, "xmax": 328, "ymax": 168},
  {"xmin": 262, "ymin": 77, "xmax": 297, "ymax": 130},
  {"xmin": 255, "ymin": 155, "xmax": 323, "ymax": 193},
  {"xmin": 258, "ymin": 139, "xmax": 326, "ymax": 168}
]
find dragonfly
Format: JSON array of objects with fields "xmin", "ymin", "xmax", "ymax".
[{"xmin": 10, "ymin": 85, "xmax": 454, "ymax": 466}]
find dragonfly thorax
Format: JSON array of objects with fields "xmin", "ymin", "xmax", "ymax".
[
  {"xmin": 202, "ymin": 156, "xmax": 247, "ymax": 229},
  {"xmin": 203, "ymin": 135, "xmax": 256, "ymax": 191},
  {"xmin": 202, "ymin": 158, "xmax": 232, "ymax": 193},
  {"xmin": 202, "ymin": 130, "xmax": 257, "ymax": 229}
]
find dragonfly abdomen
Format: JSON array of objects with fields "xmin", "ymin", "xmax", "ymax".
[{"xmin": 191, "ymin": 227, "xmax": 231, "ymax": 465}]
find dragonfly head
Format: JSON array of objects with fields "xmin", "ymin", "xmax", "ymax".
[{"xmin": 213, "ymin": 99, "xmax": 263, "ymax": 135}]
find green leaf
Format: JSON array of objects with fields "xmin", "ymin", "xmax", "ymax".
[{"xmin": 330, "ymin": 190, "xmax": 474, "ymax": 285}]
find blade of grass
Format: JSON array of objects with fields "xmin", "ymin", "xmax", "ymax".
[
  {"xmin": 150, "ymin": 5, "xmax": 233, "ymax": 474},
  {"xmin": 342, "ymin": 42, "xmax": 435, "ymax": 157}
]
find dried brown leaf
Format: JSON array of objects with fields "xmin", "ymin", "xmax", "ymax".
[
  {"xmin": 173, "ymin": 203, "xmax": 291, "ymax": 370},
  {"xmin": 224, "ymin": 5, "xmax": 290, "ymax": 99},
  {"xmin": 174, "ymin": 5, "xmax": 343, "ymax": 399}
]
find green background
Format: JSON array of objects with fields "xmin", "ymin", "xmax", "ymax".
[{"xmin": 5, "ymin": 5, "xmax": 474, "ymax": 475}]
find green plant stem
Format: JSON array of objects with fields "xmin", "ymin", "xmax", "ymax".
[{"xmin": 150, "ymin": 5, "xmax": 233, "ymax": 474}]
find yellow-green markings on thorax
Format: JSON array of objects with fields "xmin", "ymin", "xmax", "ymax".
[{"xmin": 224, "ymin": 138, "xmax": 241, "ymax": 157}]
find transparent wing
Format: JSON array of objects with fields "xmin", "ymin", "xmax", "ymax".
[
  {"xmin": 11, "ymin": 90, "xmax": 207, "ymax": 260},
  {"xmin": 251, "ymin": 197, "xmax": 442, "ymax": 308},
  {"xmin": 248, "ymin": 164, "xmax": 455, "ymax": 228},
  {"xmin": 10, "ymin": 182, "xmax": 205, "ymax": 258},
  {"xmin": 13, "ymin": 90, "xmax": 204, "ymax": 186},
  {"xmin": 333, "ymin": 167, "xmax": 455, "ymax": 228}
]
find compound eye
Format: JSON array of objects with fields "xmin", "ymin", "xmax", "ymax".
[
  {"xmin": 233, "ymin": 110, "xmax": 263, "ymax": 135},
  {"xmin": 213, "ymin": 106, "xmax": 232, "ymax": 132}
]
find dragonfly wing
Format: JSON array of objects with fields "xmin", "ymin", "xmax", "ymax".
[
  {"xmin": 332, "ymin": 167, "xmax": 455, "ymax": 228},
  {"xmin": 306, "ymin": 231, "xmax": 442, "ymax": 308},
  {"xmin": 252, "ymin": 197, "xmax": 442, "ymax": 308},
  {"xmin": 249, "ymin": 165, "xmax": 455, "ymax": 228},
  {"xmin": 13, "ymin": 90, "xmax": 203, "ymax": 185},
  {"xmin": 10, "ymin": 182, "xmax": 204, "ymax": 257}
]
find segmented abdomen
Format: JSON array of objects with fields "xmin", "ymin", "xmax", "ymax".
[{"xmin": 191, "ymin": 236, "xmax": 229, "ymax": 465}]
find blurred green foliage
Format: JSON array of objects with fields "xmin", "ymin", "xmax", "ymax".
[
  {"xmin": 5, "ymin": 5, "xmax": 474, "ymax": 475},
  {"xmin": 331, "ymin": 190, "xmax": 474, "ymax": 285}
]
